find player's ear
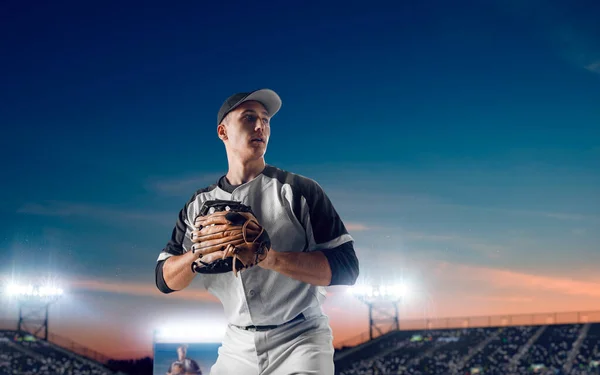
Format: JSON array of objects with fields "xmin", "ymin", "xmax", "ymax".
[{"xmin": 217, "ymin": 124, "xmax": 227, "ymax": 140}]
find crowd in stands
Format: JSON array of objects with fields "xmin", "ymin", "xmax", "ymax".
[
  {"xmin": 514, "ymin": 324, "xmax": 582, "ymax": 374},
  {"xmin": 335, "ymin": 323, "xmax": 600, "ymax": 375},
  {"xmin": 461, "ymin": 325, "xmax": 538, "ymax": 374},
  {"xmin": 570, "ymin": 323, "xmax": 600, "ymax": 375},
  {"xmin": 0, "ymin": 330, "xmax": 115, "ymax": 375}
]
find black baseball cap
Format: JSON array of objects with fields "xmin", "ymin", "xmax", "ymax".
[{"xmin": 217, "ymin": 88, "xmax": 282, "ymax": 125}]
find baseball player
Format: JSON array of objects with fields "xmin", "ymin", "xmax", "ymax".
[{"xmin": 155, "ymin": 88, "xmax": 360, "ymax": 375}]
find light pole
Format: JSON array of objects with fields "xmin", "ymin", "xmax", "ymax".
[
  {"xmin": 348, "ymin": 284, "xmax": 407, "ymax": 341},
  {"xmin": 4, "ymin": 281, "xmax": 64, "ymax": 340}
]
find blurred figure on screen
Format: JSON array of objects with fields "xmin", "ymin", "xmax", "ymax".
[{"xmin": 166, "ymin": 345, "xmax": 202, "ymax": 375}]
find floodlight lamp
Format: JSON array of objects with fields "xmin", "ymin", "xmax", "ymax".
[
  {"xmin": 4, "ymin": 281, "xmax": 64, "ymax": 301},
  {"xmin": 5, "ymin": 282, "xmax": 19, "ymax": 296},
  {"xmin": 8, "ymin": 283, "xmax": 34, "ymax": 296},
  {"xmin": 38, "ymin": 286, "xmax": 64, "ymax": 297},
  {"xmin": 390, "ymin": 283, "xmax": 408, "ymax": 298}
]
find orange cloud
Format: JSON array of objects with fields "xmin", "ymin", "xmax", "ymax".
[
  {"xmin": 346, "ymin": 223, "xmax": 370, "ymax": 231},
  {"xmin": 69, "ymin": 278, "xmax": 219, "ymax": 303},
  {"xmin": 445, "ymin": 262, "xmax": 600, "ymax": 299}
]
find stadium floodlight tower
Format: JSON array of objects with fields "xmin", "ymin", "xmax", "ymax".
[
  {"xmin": 4, "ymin": 279, "xmax": 64, "ymax": 340},
  {"xmin": 348, "ymin": 283, "xmax": 408, "ymax": 340}
]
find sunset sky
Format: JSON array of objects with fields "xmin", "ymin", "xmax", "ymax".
[{"xmin": 1, "ymin": 0, "xmax": 599, "ymax": 360}]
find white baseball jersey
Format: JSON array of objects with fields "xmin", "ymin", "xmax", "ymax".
[{"xmin": 155, "ymin": 164, "xmax": 359, "ymax": 327}]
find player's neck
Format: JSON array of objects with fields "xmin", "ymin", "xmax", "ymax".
[{"xmin": 226, "ymin": 158, "xmax": 266, "ymax": 185}]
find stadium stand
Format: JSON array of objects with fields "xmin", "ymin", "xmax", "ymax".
[
  {"xmin": 1, "ymin": 321, "xmax": 599, "ymax": 374},
  {"xmin": 571, "ymin": 323, "xmax": 600, "ymax": 375},
  {"xmin": 334, "ymin": 322, "xmax": 600, "ymax": 375},
  {"xmin": 0, "ymin": 330, "xmax": 120, "ymax": 375}
]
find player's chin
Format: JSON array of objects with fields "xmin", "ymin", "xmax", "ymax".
[
  {"xmin": 249, "ymin": 139, "xmax": 267, "ymax": 148},
  {"xmin": 248, "ymin": 142, "xmax": 268, "ymax": 154}
]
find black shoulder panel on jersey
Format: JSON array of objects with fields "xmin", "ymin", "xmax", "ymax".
[{"xmin": 304, "ymin": 179, "xmax": 349, "ymax": 245}]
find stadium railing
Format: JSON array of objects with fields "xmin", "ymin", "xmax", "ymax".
[
  {"xmin": 0, "ymin": 319, "xmax": 110, "ymax": 364},
  {"xmin": 47, "ymin": 331, "xmax": 111, "ymax": 364},
  {"xmin": 335, "ymin": 309, "xmax": 600, "ymax": 350}
]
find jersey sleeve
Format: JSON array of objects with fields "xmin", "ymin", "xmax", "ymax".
[
  {"xmin": 157, "ymin": 205, "xmax": 192, "ymax": 262},
  {"xmin": 300, "ymin": 178, "xmax": 353, "ymax": 251},
  {"xmin": 299, "ymin": 178, "xmax": 359, "ymax": 286},
  {"xmin": 155, "ymin": 194, "xmax": 196, "ymax": 294}
]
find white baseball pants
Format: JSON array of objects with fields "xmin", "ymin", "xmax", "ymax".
[{"xmin": 208, "ymin": 314, "xmax": 335, "ymax": 375}]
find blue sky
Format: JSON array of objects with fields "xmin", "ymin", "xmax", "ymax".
[{"xmin": 0, "ymin": 0, "xmax": 599, "ymax": 358}]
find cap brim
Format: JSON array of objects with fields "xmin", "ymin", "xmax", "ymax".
[{"xmin": 237, "ymin": 89, "xmax": 282, "ymax": 118}]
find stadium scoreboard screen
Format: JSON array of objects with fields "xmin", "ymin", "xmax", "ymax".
[{"xmin": 152, "ymin": 327, "xmax": 222, "ymax": 375}]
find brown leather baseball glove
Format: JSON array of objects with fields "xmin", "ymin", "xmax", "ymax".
[{"xmin": 190, "ymin": 200, "xmax": 271, "ymax": 277}]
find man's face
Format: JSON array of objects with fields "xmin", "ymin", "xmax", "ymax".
[{"xmin": 218, "ymin": 101, "xmax": 271, "ymax": 161}]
